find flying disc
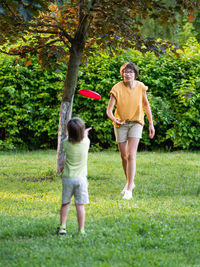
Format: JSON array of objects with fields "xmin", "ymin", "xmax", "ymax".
[{"xmin": 78, "ymin": 89, "xmax": 101, "ymax": 99}]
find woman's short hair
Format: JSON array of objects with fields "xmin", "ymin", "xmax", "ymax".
[
  {"xmin": 120, "ymin": 62, "xmax": 139, "ymax": 78},
  {"xmin": 67, "ymin": 117, "xmax": 85, "ymax": 143}
]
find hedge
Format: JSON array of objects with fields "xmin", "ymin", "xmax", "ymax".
[
  {"xmin": 0, "ymin": 38, "xmax": 200, "ymax": 150},
  {"xmin": 0, "ymin": 57, "xmax": 64, "ymax": 149}
]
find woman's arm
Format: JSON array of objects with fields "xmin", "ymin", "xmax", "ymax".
[
  {"xmin": 143, "ymin": 91, "xmax": 155, "ymax": 139},
  {"xmin": 106, "ymin": 94, "xmax": 125, "ymax": 125}
]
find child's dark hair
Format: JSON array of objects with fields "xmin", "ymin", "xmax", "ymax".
[{"xmin": 67, "ymin": 117, "xmax": 85, "ymax": 143}]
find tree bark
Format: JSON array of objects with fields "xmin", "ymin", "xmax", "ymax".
[
  {"xmin": 56, "ymin": 99, "xmax": 73, "ymax": 173},
  {"xmin": 56, "ymin": 47, "xmax": 83, "ymax": 173},
  {"xmin": 56, "ymin": 7, "xmax": 89, "ymax": 173}
]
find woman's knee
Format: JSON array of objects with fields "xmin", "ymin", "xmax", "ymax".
[
  {"xmin": 127, "ymin": 152, "xmax": 136, "ymax": 161},
  {"xmin": 120, "ymin": 152, "xmax": 127, "ymax": 161}
]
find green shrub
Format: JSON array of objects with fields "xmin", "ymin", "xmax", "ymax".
[
  {"xmin": 0, "ymin": 56, "xmax": 64, "ymax": 149},
  {"xmin": 141, "ymin": 93, "xmax": 176, "ymax": 150},
  {"xmin": 0, "ymin": 38, "xmax": 200, "ymax": 150},
  {"xmin": 166, "ymin": 81, "xmax": 200, "ymax": 149},
  {"xmin": 74, "ymin": 39, "xmax": 200, "ymax": 150}
]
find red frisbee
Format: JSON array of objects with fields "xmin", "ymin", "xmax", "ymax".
[{"xmin": 78, "ymin": 89, "xmax": 101, "ymax": 99}]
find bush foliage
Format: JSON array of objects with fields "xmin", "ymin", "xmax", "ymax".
[
  {"xmin": 0, "ymin": 38, "xmax": 200, "ymax": 150},
  {"xmin": 0, "ymin": 57, "xmax": 63, "ymax": 150}
]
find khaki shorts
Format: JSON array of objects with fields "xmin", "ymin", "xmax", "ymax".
[
  {"xmin": 114, "ymin": 122, "xmax": 143, "ymax": 143},
  {"xmin": 62, "ymin": 177, "xmax": 89, "ymax": 205}
]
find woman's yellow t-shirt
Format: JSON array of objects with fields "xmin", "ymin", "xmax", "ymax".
[{"xmin": 110, "ymin": 81, "xmax": 148, "ymax": 127}]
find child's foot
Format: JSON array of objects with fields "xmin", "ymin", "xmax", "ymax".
[
  {"xmin": 122, "ymin": 190, "xmax": 132, "ymax": 200},
  {"xmin": 79, "ymin": 230, "xmax": 85, "ymax": 236},
  {"xmin": 57, "ymin": 225, "xmax": 66, "ymax": 235}
]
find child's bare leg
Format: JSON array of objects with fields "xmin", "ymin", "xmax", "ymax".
[
  {"xmin": 75, "ymin": 204, "xmax": 85, "ymax": 231},
  {"xmin": 60, "ymin": 202, "xmax": 70, "ymax": 227}
]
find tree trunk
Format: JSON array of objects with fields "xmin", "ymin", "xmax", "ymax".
[
  {"xmin": 56, "ymin": 45, "xmax": 85, "ymax": 173},
  {"xmin": 56, "ymin": 99, "xmax": 74, "ymax": 173},
  {"xmin": 56, "ymin": 8, "xmax": 89, "ymax": 173}
]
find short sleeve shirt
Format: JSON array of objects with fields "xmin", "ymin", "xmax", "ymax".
[
  {"xmin": 110, "ymin": 81, "xmax": 148, "ymax": 126},
  {"xmin": 62, "ymin": 137, "xmax": 90, "ymax": 178}
]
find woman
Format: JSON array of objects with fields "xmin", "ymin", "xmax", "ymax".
[{"xmin": 106, "ymin": 62, "xmax": 155, "ymax": 200}]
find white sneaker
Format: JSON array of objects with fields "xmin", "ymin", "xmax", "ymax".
[
  {"xmin": 57, "ymin": 226, "xmax": 66, "ymax": 235},
  {"xmin": 122, "ymin": 190, "xmax": 132, "ymax": 200},
  {"xmin": 121, "ymin": 184, "xmax": 127, "ymax": 195},
  {"xmin": 132, "ymin": 183, "xmax": 136, "ymax": 190},
  {"xmin": 121, "ymin": 183, "xmax": 135, "ymax": 195}
]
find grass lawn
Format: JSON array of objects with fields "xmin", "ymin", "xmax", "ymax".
[{"xmin": 0, "ymin": 150, "xmax": 199, "ymax": 267}]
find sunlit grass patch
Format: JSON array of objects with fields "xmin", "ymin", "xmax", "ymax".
[{"xmin": 0, "ymin": 150, "xmax": 199, "ymax": 266}]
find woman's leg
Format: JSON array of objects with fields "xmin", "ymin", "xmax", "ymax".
[
  {"xmin": 126, "ymin": 137, "xmax": 140, "ymax": 191},
  {"xmin": 75, "ymin": 204, "xmax": 85, "ymax": 231},
  {"xmin": 60, "ymin": 202, "xmax": 70, "ymax": 227},
  {"xmin": 118, "ymin": 141, "xmax": 128, "ymax": 185}
]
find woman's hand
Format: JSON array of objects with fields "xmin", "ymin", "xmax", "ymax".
[
  {"xmin": 115, "ymin": 118, "xmax": 125, "ymax": 125},
  {"xmin": 149, "ymin": 124, "xmax": 155, "ymax": 139},
  {"xmin": 143, "ymin": 91, "xmax": 155, "ymax": 139}
]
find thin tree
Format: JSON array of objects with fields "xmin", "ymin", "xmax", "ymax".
[{"xmin": 0, "ymin": 0, "xmax": 199, "ymax": 172}]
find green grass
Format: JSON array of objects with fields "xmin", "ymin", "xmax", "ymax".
[{"xmin": 0, "ymin": 150, "xmax": 199, "ymax": 267}]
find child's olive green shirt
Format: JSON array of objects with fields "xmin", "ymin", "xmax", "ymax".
[{"xmin": 62, "ymin": 137, "xmax": 90, "ymax": 178}]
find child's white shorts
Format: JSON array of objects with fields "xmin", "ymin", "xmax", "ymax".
[
  {"xmin": 62, "ymin": 177, "xmax": 89, "ymax": 205},
  {"xmin": 114, "ymin": 122, "xmax": 143, "ymax": 143}
]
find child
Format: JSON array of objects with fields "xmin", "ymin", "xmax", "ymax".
[{"xmin": 57, "ymin": 117, "xmax": 92, "ymax": 235}]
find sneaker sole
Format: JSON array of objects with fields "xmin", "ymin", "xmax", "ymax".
[
  {"xmin": 122, "ymin": 197, "xmax": 133, "ymax": 200},
  {"xmin": 58, "ymin": 229, "xmax": 66, "ymax": 235}
]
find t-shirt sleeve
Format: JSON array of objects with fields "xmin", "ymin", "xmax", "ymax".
[
  {"xmin": 110, "ymin": 85, "xmax": 118, "ymax": 100},
  {"xmin": 82, "ymin": 136, "xmax": 90, "ymax": 150},
  {"xmin": 141, "ymin": 82, "xmax": 148, "ymax": 92}
]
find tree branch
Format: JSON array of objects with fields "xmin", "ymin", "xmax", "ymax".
[
  {"xmin": 39, "ymin": 16, "xmax": 74, "ymax": 43},
  {"xmin": 56, "ymin": 25, "xmax": 74, "ymax": 43},
  {"xmin": 2, "ymin": 2, "xmax": 21, "ymax": 21},
  {"xmin": 59, "ymin": 35, "xmax": 71, "ymax": 49},
  {"xmin": 23, "ymin": 21, "xmax": 73, "ymax": 43},
  {"xmin": 36, "ymin": 39, "xmax": 63, "ymax": 48},
  {"xmin": 0, "ymin": 38, "xmax": 64, "ymax": 57},
  {"xmin": 31, "ymin": 29, "xmax": 60, "ymax": 35},
  {"xmin": 0, "ymin": 49, "xmax": 18, "ymax": 56}
]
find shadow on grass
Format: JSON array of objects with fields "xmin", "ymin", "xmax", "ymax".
[
  {"xmin": 87, "ymin": 175, "xmax": 109, "ymax": 181},
  {"xmin": 22, "ymin": 176, "xmax": 55, "ymax": 182},
  {"xmin": 20, "ymin": 174, "xmax": 109, "ymax": 182}
]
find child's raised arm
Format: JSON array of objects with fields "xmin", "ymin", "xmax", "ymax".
[{"xmin": 84, "ymin": 127, "xmax": 92, "ymax": 137}]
